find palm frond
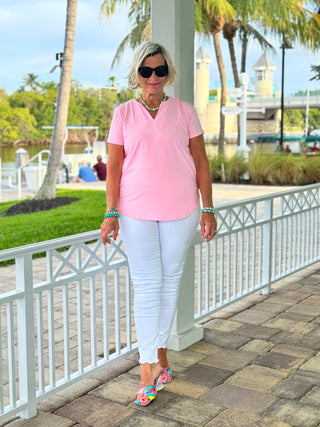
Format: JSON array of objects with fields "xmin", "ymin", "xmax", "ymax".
[
  {"xmin": 238, "ymin": 24, "xmax": 276, "ymax": 56},
  {"xmin": 111, "ymin": 17, "xmax": 150, "ymax": 67},
  {"xmin": 100, "ymin": 0, "xmax": 132, "ymax": 18}
]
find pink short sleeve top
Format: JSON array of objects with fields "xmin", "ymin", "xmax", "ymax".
[{"xmin": 107, "ymin": 97, "xmax": 203, "ymax": 220}]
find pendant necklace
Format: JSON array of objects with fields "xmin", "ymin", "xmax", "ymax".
[{"xmin": 139, "ymin": 94, "xmax": 168, "ymax": 112}]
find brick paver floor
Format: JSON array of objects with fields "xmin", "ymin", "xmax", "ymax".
[
  {"xmin": 2, "ymin": 183, "xmax": 320, "ymax": 427},
  {"xmin": 0, "ymin": 263, "xmax": 319, "ymax": 427}
]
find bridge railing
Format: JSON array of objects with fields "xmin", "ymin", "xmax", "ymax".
[
  {"xmin": 247, "ymin": 94, "xmax": 320, "ymax": 107},
  {"xmin": 0, "ymin": 183, "xmax": 319, "ymax": 422},
  {"xmin": 208, "ymin": 93, "xmax": 320, "ymax": 107}
]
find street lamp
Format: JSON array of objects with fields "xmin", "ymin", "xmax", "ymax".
[{"xmin": 279, "ymin": 38, "xmax": 293, "ymax": 150}]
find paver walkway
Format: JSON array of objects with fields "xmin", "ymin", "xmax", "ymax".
[
  {"xmin": 2, "ymin": 183, "xmax": 320, "ymax": 426},
  {"xmin": 1, "ymin": 262, "xmax": 320, "ymax": 426}
]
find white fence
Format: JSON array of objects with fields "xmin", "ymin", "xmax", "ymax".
[{"xmin": 0, "ymin": 183, "xmax": 319, "ymax": 421}]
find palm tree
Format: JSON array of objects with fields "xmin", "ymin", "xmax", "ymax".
[
  {"xmin": 21, "ymin": 73, "xmax": 40, "ymax": 91},
  {"xmin": 310, "ymin": 65, "xmax": 320, "ymax": 81},
  {"xmin": 196, "ymin": 0, "xmax": 236, "ymax": 153},
  {"xmin": 101, "ymin": 0, "xmax": 320, "ymax": 153},
  {"xmin": 34, "ymin": 0, "xmax": 78, "ymax": 200},
  {"xmin": 102, "ymin": 0, "xmax": 237, "ymax": 152},
  {"xmin": 101, "ymin": 0, "xmax": 150, "ymax": 67}
]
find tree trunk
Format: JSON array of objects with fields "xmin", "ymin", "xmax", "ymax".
[
  {"xmin": 241, "ymin": 31, "xmax": 248, "ymax": 73},
  {"xmin": 227, "ymin": 37, "xmax": 240, "ymax": 146},
  {"xmin": 212, "ymin": 30, "xmax": 226, "ymax": 154},
  {"xmin": 34, "ymin": 0, "xmax": 78, "ymax": 200},
  {"xmin": 227, "ymin": 38, "xmax": 240, "ymax": 87}
]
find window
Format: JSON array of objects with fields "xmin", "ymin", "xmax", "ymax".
[{"xmin": 256, "ymin": 70, "xmax": 265, "ymax": 81}]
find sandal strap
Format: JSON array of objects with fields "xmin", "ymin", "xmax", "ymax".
[{"xmin": 135, "ymin": 384, "xmax": 157, "ymax": 405}]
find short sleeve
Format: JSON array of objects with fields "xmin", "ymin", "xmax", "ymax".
[
  {"xmin": 107, "ymin": 105, "xmax": 124, "ymax": 146},
  {"xmin": 183, "ymin": 103, "xmax": 203, "ymax": 139}
]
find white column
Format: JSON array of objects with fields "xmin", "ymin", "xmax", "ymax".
[
  {"xmin": 151, "ymin": 0, "xmax": 201, "ymax": 350},
  {"xmin": 151, "ymin": 0, "xmax": 195, "ymax": 105},
  {"xmin": 168, "ymin": 233, "xmax": 204, "ymax": 351}
]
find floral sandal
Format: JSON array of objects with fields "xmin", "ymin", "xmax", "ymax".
[
  {"xmin": 135, "ymin": 376, "xmax": 163, "ymax": 406},
  {"xmin": 160, "ymin": 367, "xmax": 172, "ymax": 384}
]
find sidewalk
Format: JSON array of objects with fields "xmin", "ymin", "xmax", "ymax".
[
  {"xmin": 3, "ymin": 262, "xmax": 320, "ymax": 427},
  {"xmin": 1, "ymin": 181, "xmax": 296, "ymax": 206}
]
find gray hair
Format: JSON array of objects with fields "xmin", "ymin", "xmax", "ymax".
[{"xmin": 128, "ymin": 41, "xmax": 178, "ymax": 89}]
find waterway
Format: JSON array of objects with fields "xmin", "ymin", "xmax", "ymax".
[{"xmin": 0, "ymin": 145, "xmax": 86, "ymax": 178}]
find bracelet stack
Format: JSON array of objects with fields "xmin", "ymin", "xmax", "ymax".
[
  {"xmin": 104, "ymin": 208, "xmax": 120, "ymax": 219},
  {"xmin": 201, "ymin": 207, "xmax": 215, "ymax": 214}
]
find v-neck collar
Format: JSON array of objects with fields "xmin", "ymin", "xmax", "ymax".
[{"xmin": 135, "ymin": 96, "xmax": 170, "ymax": 120}]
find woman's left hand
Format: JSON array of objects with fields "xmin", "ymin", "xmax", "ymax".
[{"xmin": 200, "ymin": 212, "xmax": 217, "ymax": 242}]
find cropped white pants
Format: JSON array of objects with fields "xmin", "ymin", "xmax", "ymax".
[{"xmin": 119, "ymin": 208, "xmax": 200, "ymax": 364}]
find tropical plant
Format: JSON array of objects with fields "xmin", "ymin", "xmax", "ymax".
[
  {"xmin": 100, "ymin": 0, "xmax": 320, "ymax": 153},
  {"xmin": 101, "ymin": 0, "xmax": 151, "ymax": 67},
  {"xmin": 21, "ymin": 73, "xmax": 40, "ymax": 92},
  {"xmin": 34, "ymin": 0, "xmax": 78, "ymax": 200},
  {"xmin": 195, "ymin": 0, "xmax": 237, "ymax": 153},
  {"xmin": 310, "ymin": 64, "xmax": 320, "ymax": 81}
]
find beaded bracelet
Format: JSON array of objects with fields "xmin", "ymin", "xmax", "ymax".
[
  {"xmin": 104, "ymin": 212, "xmax": 120, "ymax": 219},
  {"xmin": 104, "ymin": 208, "xmax": 119, "ymax": 219},
  {"xmin": 201, "ymin": 207, "xmax": 215, "ymax": 214}
]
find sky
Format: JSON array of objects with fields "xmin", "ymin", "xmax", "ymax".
[{"xmin": 0, "ymin": 0, "xmax": 319, "ymax": 96}]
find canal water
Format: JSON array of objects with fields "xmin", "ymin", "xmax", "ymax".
[{"xmin": 0, "ymin": 145, "xmax": 86, "ymax": 178}]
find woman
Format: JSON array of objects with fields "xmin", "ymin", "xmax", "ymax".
[{"xmin": 101, "ymin": 41, "xmax": 217, "ymax": 406}]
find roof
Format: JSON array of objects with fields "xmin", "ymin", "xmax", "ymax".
[
  {"xmin": 252, "ymin": 53, "xmax": 276, "ymax": 71},
  {"xmin": 196, "ymin": 47, "xmax": 212, "ymax": 64}
]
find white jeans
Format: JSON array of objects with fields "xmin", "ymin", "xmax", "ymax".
[{"xmin": 119, "ymin": 208, "xmax": 200, "ymax": 364}]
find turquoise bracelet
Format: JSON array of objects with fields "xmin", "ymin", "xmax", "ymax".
[
  {"xmin": 104, "ymin": 212, "xmax": 120, "ymax": 219},
  {"xmin": 201, "ymin": 207, "xmax": 215, "ymax": 214},
  {"xmin": 104, "ymin": 208, "xmax": 119, "ymax": 219}
]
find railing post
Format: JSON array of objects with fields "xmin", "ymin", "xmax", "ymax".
[
  {"xmin": 16, "ymin": 255, "xmax": 37, "ymax": 419},
  {"xmin": 17, "ymin": 169, "xmax": 21, "ymax": 199},
  {"xmin": 38, "ymin": 153, "xmax": 42, "ymax": 190},
  {"xmin": 168, "ymin": 235, "xmax": 204, "ymax": 351},
  {"xmin": 262, "ymin": 199, "xmax": 272, "ymax": 294}
]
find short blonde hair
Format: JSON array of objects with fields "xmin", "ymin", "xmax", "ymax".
[{"xmin": 128, "ymin": 41, "xmax": 178, "ymax": 89}]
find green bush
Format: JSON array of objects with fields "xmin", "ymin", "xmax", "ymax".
[
  {"xmin": 299, "ymin": 157, "xmax": 320, "ymax": 185},
  {"xmin": 267, "ymin": 155, "xmax": 303, "ymax": 185},
  {"xmin": 247, "ymin": 152, "xmax": 273, "ymax": 185},
  {"xmin": 208, "ymin": 154, "xmax": 225, "ymax": 181},
  {"xmin": 224, "ymin": 154, "xmax": 248, "ymax": 183},
  {"xmin": 208, "ymin": 151, "xmax": 320, "ymax": 186}
]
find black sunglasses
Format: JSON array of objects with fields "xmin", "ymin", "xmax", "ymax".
[{"xmin": 138, "ymin": 65, "xmax": 168, "ymax": 78}]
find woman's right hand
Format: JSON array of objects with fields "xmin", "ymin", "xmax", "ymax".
[{"xmin": 101, "ymin": 217, "xmax": 120, "ymax": 245}]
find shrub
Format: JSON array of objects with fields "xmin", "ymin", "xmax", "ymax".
[
  {"xmin": 267, "ymin": 154, "xmax": 303, "ymax": 185},
  {"xmin": 248, "ymin": 152, "xmax": 273, "ymax": 184},
  {"xmin": 208, "ymin": 154, "xmax": 225, "ymax": 181},
  {"xmin": 208, "ymin": 151, "xmax": 320, "ymax": 186},
  {"xmin": 224, "ymin": 154, "xmax": 248, "ymax": 183},
  {"xmin": 299, "ymin": 157, "xmax": 320, "ymax": 184}
]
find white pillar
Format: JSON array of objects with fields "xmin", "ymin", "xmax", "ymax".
[
  {"xmin": 151, "ymin": 0, "xmax": 195, "ymax": 105},
  {"xmin": 168, "ymin": 233, "xmax": 204, "ymax": 351}
]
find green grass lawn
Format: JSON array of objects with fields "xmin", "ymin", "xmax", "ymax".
[{"xmin": 0, "ymin": 189, "xmax": 106, "ymax": 251}]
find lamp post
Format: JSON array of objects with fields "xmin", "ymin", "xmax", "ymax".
[{"xmin": 279, "ymin": 38, "xmax": 293, "ymax": 150}]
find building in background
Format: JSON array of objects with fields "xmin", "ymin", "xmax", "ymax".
[{"xmin": 195, "ymin": 49, "xmax": 281, "ymax": 141}]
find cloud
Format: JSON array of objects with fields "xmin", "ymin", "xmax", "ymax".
[{"xmin": 0, "ymin": 0, "xmax": 131, "ymax": 93}]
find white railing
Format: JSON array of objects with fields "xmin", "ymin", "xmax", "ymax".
[
  {"xmin": 246, "ymin": 94, "xmax": 320, "ymax": 109},
  {"xmin": 0, "ymin": 183, "xmax": 319, "ymax": 421},
  {"xmin": 0, "ymin": 150, "xmax": 50, "ymax": 201}
]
